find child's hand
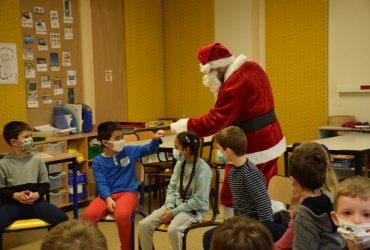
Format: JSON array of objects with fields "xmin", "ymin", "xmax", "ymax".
[
  {"xmin": 24, "ymin": 191, "xmax": 40, "ymax": 204},
  {"xmin": 160, "ymin": 208, "xmax": 174, "ymax": 224},
  {"xmin": 13, "ymin": 191, "xmax": 29, "ymax": 203},
  {"xmin": 153, "ymin": 130, "xmax": 165, "ymax": 140},
  {"xmin": 106, "ymin": 197, "xmax": 116, "ymax": 213}
]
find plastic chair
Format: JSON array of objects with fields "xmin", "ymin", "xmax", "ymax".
[
  {"xmin": 268, "ymin": 175, "xmax": 293, "ymax": 208},
  {"xmin": 0, "ymin": 219, "xmax": 51, "ymax": 250},
  {"xmin": 99, "ymin": 162, "xmax": 146, "ymax": 250},
  {"xmin": 149, "ymin": 164, "xmax": 220, "ymax": 250}
]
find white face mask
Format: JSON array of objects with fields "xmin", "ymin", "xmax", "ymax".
[
  {"xmin": 19, "ymin": 137, "xmax": 33, "ymax": 151},
  {"xmin": 108, "ymin": 139, "xmax": 125, "ymax": 152},
  {"xmin": 337, "ymin": 217, "xmax": 370, "ymax": 249}
]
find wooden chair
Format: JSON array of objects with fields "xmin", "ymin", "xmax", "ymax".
[
  {"xmin": 267, "ymin": 175, "xmax": 293, "ymax": 208},
  {"xmin": 123, "ymin": 133, "xmax": 139, "ymax": 143},
  {"xmin": 149, "ymin": 164, "xmax": 220, "ymax": 250},
  {"xmin": 99, "ymin": 162, "xmax": 146, "ymax": 250},
  {"xmin": 0, "ymin": 219, "xmax": 51, "ymax": 250}
]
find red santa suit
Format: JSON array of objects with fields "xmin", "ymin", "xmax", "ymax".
[{"xmin": 171, "ymin": 42, "xmax": 285, "ymax": 207}]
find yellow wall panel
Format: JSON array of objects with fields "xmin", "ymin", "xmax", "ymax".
[
  {"xmin": 163, "ymin": 0, "xmax": 215, "ymax": 119},
  {"xmin": 124, "ymin": 0, "xmax": 165, "ymax": 122},
  {"xmin": 0, "ymin": 0, "xmax": 27, "ymax": 129},
  {"xmin": 266, "ymin": 0, "xmax": 328, "ymax": 173}
]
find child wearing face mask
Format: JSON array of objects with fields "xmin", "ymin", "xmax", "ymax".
[
  {"xmin": 138, "ymin": 131, "xmax": 212, "ymax": 250},
  {"xmin": 83, "ymin": 121, "xmax": 165, "ymax": 250},
  {"xmin": 0, "ymin": 121, "xmax": 68, "ymax": 233},
  {"xmin": 331, "ymin": 176, "xmax": 370, "ymax": 250}
]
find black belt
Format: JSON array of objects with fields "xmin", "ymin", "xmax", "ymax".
[{"xmin": 236, "ymin": 110, "xmax": 277, "ymax": 134}]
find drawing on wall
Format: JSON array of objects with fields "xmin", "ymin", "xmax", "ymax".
[
  {"xmin": 23, "ymin": 48, "xmax": 33, "ymax": 60},
  {"xmin": 0, "ymin": 43, "xmax": 18, "ymax": 84},
  {"xmin": 36, "ymin": 57, "xmax": 47, "ymax": 72},
  {"xmin": 54, "ymin": 76, "xmax": 63, "ymax": 95},
  {"xmin": 21, "ymin": 11, "xmax": 33, "ymax": 28},
  {"xmin": 42, "ymin": 93, "xmax": 52, "ymax": 104},
  {"xmin": 63, "ymin": 0, "xmax": 73, "ymax": 23},
  {"xmin": 25, "ymin": 63, "xmax": 36, "ymax": 79},
  {"xmin": 33, "ymin": 6, "xmax": 45, "ymax": 14}
]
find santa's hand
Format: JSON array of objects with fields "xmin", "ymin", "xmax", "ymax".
[{"xmin": 170, "ymin": 118, "xmax": 189, "ymax": 134}]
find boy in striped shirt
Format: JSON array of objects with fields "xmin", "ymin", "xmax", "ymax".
[{"xmin": 203, "ymin": 126, "xmax": 273, "ymax": 250}]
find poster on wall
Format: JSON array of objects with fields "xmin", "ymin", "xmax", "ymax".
[
  {"xmin": 62, "ymin": 51, "xmax": 71, "ymax": 66},
  {"xmin": 0, "ymin": 43, "xmax": 18, "ymax": 84},
  {"xmin": 27, "ymin": 80, "xmax": 39, "ymax": 108},
  {"xmin": 36, "ymin": 58, "xmax": 47, "ymax": 72},
  {"xmin": 63, "ymin": 0, "xmax": 73, "ymax": 23},
  {"xmin": 33, "ymin": 7, "xmax": 44, "ymax": 14},
  {"xmin": 21, "ymin": 11, "xmax": 33, "ymax": 28},
  {"xmin": 42, "ymin": 93, "xmax": 52, "ymax": 104},
  {"xmin": 50, "ymin": 32, "xmax": 61, "ymax": 48},
  {"xmin": 64, "ymin": 27, "xmax": 73, "ymax": 40},
  {"xmin": 25, "ymin": 63, "xmax": 35, "ymax": 79},
  {"xmin": 67, "ymin": 70, "xmax": 76, "ymax": 85},
  {"xmin": 50, "ymin": 53, "xmax": 60, "ymax": 71},
  {"xmin": 41, "ymin": 74, "xmax": 51, "ymax": 88},
  {"xmin": 35, "ymin": 20, "xmax": 47, "ymax": 35},
  {"xmin": 37, "ymin": 38, "xmax": 48, "ymax": 50},
  {"xmin": 23, "ymin": 48, "xmax": 33, "ymax": 60},
  {"xmin": 50, "ymin": 10, "xmax": 60, "ymax": 28},
  {"xmin": 53, "ymin": 76, "xmax": 63, "ymax": 95}
]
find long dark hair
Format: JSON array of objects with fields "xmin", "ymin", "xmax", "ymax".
[{"xmin": 177, "ymin": 131, "xmax": 199, "ymax": 201}]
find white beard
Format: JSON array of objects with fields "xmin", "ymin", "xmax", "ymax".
[{"xmin": 202, "ymin": 71, "xmax": 221, "ymax": 98}]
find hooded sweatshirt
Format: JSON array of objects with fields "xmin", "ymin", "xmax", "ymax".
[
  {"xmin": 293, "ymin": 193, "xmax": 347, "ymax": 250},
  {"xmin": 0, "ymin": 153, "xmax": 49, "ymax": 202}
]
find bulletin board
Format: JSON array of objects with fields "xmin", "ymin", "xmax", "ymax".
[{"xmin": 20, "ymin": 0, "xmax": 83, "ymax": 127}]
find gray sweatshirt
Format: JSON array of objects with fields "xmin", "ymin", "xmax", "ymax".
[{"xmin": 0, "ymin": 153, "xmax": 49, "ymax": 202}]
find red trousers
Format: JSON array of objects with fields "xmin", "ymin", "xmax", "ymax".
[
  {"xmin": 220, "ymin": 158, "xmax": 278, "ymax": 207},
  {"xmin": 83, "ymin": 192, "xmax": 137, "ymax": 250}
]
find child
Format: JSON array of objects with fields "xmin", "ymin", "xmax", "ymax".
[
  {"xmin": 289, "ymin": 142, "xmax": 346, "ymax": 249},
  {"xmin": 203, "ymin": 126, "xmax": 273, "ymax": 250},
  {"xmin": 82, "ymin": 121, "xmax": 164, "ymax": 250},
  {"xmin": 331, "ymin": 176, "xmax": 370, "ymax": 250},
  {"xmin": 210, "ymin": 216, "xmax": 274, "ymax": 250},
  {"xmin": 0, "ymin": 121, "xmax": 68, "ymax": 232},
  {"xmin": 138, "ymin": 131, "xmax": 212, "ymax": 250},
  {"xmin": 41, "ymin": 219, "xmax": 107, "ymax": 250}
]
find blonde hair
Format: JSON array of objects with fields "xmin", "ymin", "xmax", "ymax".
[
  {"xmin": 41, "ymin": 220, "xmax": 107, "ymax": 250},
  {"xmin": 334, "ymin": 176, "xmax": 370, "ymax": 211}
]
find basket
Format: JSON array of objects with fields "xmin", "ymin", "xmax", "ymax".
[{"xmin": 328, "ymin": 115, "xmax": 354, "ymax": 126}]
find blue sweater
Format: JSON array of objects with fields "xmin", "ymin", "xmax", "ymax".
[{"xmin": 93, "ymin": 139, "xmax": 160, "ymax": 199}]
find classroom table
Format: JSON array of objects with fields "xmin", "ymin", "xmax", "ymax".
[
  {"xmin": 41, "ymin": 152, "xmax": 79, "ymax": 219},
  {"xmin": 284, "ymin": 134, "xmax": 370, "ymax": 176}
]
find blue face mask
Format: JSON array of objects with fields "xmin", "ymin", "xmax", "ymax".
[
  {"xmin": 217, "ymin": 150, "xmax": 227, "ymax": 163},
  {"xmin": 173, "ymin": 148, "xmax": 185, "ymax": 161}
]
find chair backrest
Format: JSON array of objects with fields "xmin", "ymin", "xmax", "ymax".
[
  {"xmin": 209, "ymin": 164, "xmax": 220, "ymax": 221},
  {"xmin": 135, "ymin": 130, "xmax": 154, "ymax": 141},
  {"xmin": 135, "ymin": 161, "xmax": 145, "ymax": 183},
  {"xmin": 124, "ymin": 133, "xmax": 138, "ymax": 143},
  {"xmin": 268, "ymin": 175, "xmax": 293, "ymax": 207}
]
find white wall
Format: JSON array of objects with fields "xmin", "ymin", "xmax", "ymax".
[
  {"xmin": 215, "ymin": 0, "xmax": 265, "ymax": 67},
  {"xmin": 329, "ymin": 0, "xmax": 370, "ymax": 121}
]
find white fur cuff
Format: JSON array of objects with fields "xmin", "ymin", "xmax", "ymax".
[{"xmin": 170, "ymin": 118, "xmax": 189, "ymax": 134}]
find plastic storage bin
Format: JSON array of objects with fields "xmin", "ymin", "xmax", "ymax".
[
  {"xmin": 69, "ymin": 190, "xmax": 88, "ymax": 203},
  {"xmin": 43, "ymin": 141, "xmax": 65, "ymax": 153},
  {"xmin": 49, "ymin": 189, "xmax": 66, "ymax": 207},
  {"xmin": 68, "ymin": 184, "xmax": 84, "ymax": 194},
  {"xmin": 48, "ymin": 163, "xmax": 64, "ymax": 174},
  {"xmin": 49, "ymin": 171, "xmax": 66, "ymax": 190}
]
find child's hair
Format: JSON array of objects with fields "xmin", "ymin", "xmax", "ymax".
[
  {"xmin": 2, "ymin": 121, "xmax": 32, "ymax": 145},
  {"xmin": 41, "ymin": 220, "xmax": 107, "ymax": 250},
  {"xmin": 333, "ymin": 176, "xmax": 370, "ymax": 211},
  {"xmin": 177, "ymin": 131, "xmax": 200, "ymax": 200},
  {"xmin": 288, "ymin": 142, "xmax": 329, "ymax": 191},
  {"xmin": 210, "ymin": 216, "xmax": 273, "ymax": 250},
  {"xmin": 97, "ymin": 121, "xmax": 122, "ymax": 143},
  {"xmin": 214, "ymin": 126, "xmax": 247, "ymax": 156}
]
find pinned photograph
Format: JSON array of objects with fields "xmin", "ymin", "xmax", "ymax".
[
  {"xmin": 22, "ymin": 48, "xmax": 33, "ymax": 60},
  {"xmin": 50, "ymin": 10, "xmax": 60, "ymax": 28},
  {"xmin": 67, "ymin": 70, "xmax": 76, "ymax": 85},
  {"xmin": 36, "ymin": 58, "xmax": 47, "ymax": 72},
  {"xmin": 0, "ymin": 44, "xmax": 18, "ymax": 84},
  {"xmin": 42, "ymin": 93, "xmax": 52, "ymax": 104},
  {"xmin": 50, "ymin": 32, "xmax": 61, "ymax": 48},
  {"xmin": 105, "ymin": 70, "xmax": 112, "ymax": 82},
  {"xmin": 53, "ymin": 76, "xmax": 63, "ymax": 95},
  {"xmin": 37, "ymin": 38, "xmax": 48, "ymax": 50},
  {"xmin": 63, "ymin": 0, "xmax": 73, "ymax": 23},
  {"xmin": 27, "ymin": 80, "xmax": 39, "ymax": 108},
  {"xmin": 55, "ymin": 99, "xmax": 62, "ymax": 106},
  {"xmin": 64, "ymin": 28, "xmax": 73, "ymax": 40},
  {"xmin": 50, "ymin": 53, "xmax": 60, "ymax": 71},
  {"xmin": 23, "ymin": 35, "xmax": 35, "ymax": 44},
  {"xmin": 67, "ymin": 88, "xmax": 75, "ymax": 104},
  {"xmin": 62, "ymin": 51, "xmax": 71, "ymax": 66},
  {"xmin": 35, "ymin": 20, "xmax": 47, "ymax": 34},
  {"xmin": 25, "ymin": 63, "xmax": 36, "ymax": 79},
  {"xmin": 41, "ymin": 74, "xmax": 51, "ymax": 88},
  {"xmin": 33, "ymin": 6, "xmax": 44, "ymax": 14},
  {"xmin": 21, "ymin": 11, "xmax": 33, "ymax": 28}
]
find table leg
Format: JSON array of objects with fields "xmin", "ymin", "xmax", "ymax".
[{"xmin": 72, "ymin": 158, "xmax": 78, "ymax": 219}]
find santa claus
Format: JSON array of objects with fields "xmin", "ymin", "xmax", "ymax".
[{"xmin": 171, "ymin": 42, "xmax": 286, "ymax": 218}]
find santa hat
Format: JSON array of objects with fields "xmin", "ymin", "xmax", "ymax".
[{"xmin": 196, "ymin": 42, "xmax": 235, "ymax": 74}]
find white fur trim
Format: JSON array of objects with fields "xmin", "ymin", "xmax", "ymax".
[
  {"xmin": 224, "ymin": 54, "xmax": 247, "ymax": 81},
  {"xmin": 199, "ymin": 56, "xmax": 235, "ymax": 74},
  {"xmin": 246, "ymin": 137, "xmax": 286, "ymax": 165},
  {"xmin": 170, "ymin": 118, "xmax": 189, "ymax": 134}
]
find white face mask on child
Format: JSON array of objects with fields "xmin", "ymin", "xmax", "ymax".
[
  {"xmin": 337, "ymin": 217, "xmax": 370, "ymax": 249},
  {"xmin": 108, "ymin": 139, "xmax": 125, "ymax": 152},
  {"xmin": 19, "ymin": 137, "xmax": 33, "ymax": 151}
]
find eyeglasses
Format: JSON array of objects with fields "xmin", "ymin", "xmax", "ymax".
[{"xmin": 292, "ymin": 142, "xmax": 332, "ymax": 162}]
